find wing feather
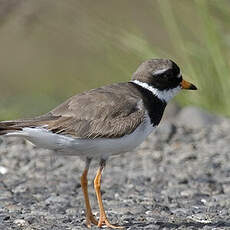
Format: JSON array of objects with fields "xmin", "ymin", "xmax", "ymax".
[{"xmin": 47, "ymin": 83, "xmax": 146, "ymax": 138}]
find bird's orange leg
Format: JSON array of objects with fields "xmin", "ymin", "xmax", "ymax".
[
  {"xmin": 81, "ymin": 158, "xmax": 98, "ymax": 228},
  {"xmin": 94, "ymin": 159, "xmax": 124, "ymax": 229}
]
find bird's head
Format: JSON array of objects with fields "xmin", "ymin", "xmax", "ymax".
[{"xmin": 131, "ymin": 59, "xmax": 197, "ymax": 102}]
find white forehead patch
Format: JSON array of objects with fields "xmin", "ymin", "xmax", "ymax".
[
  {"xmin": 152, "ymin": 68, "xmax": 169, "ymax": 76},
  {"xmin": 132, "ymin": 80, "xmax": 181, "ymax": 102}
]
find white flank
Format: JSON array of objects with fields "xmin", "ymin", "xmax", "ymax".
[
  {"xmin": 132, "ymin": 80, "xmax": 181, "ymax": 102},
  {"xmin": 6, "ymin": 114, "xmax": 155, "ymax": 159}
]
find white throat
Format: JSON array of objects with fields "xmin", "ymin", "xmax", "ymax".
[{"xmin": 132, "ymin": 80, "xmax": 181, "ymax": 102}]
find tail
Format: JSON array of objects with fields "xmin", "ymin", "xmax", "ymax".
[
  {"xmin": 0, "ymin": 120, "xmax": 23, "ymax": 135},
  {"xmin": 0, "ymin": 114, "xmax": 60, "ymax": 136}
]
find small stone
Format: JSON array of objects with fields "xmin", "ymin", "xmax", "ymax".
[
  {"xmin": 187, "ymin": 214, "xmax": 214, "ymax": 223},
  {"xmin": 13, "ymin": 219, "xmax": 27, "ymax": 226},
  {"xmin": 180, "ymin": 189, "xmax": 194, "ymax": 197},
  {"xmin": 6, "ymin": 204, "xmax": 22, "ymax": 212},
  {"xmin": 201, "ymin": 199, "xmax": 207, "ymax": 204},
  {"xmin": 114, "ymin": 193, "xmax": 120, "ymax": 199},
  {"xmin": 0, "ymin": 166, "xmax": 8, "ymax": 174},
  {"xmin": 13, "ymin": 184, "xmax": 28, "ymax": 193},
  {"xmin": 145, "ymin": 210, "xmax": 152, "ymax": 215},
  {"xmin": 45, "ymin": 195, "xmax": 67, "ymax": 204},
  {"xmin": 65, "ymin": 208, "xmax": 77, "ymax": 215}
]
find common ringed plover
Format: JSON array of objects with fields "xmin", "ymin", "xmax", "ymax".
[{"xmin": 0, "ymin": 59, "xmax": 197, "ymax": 228}]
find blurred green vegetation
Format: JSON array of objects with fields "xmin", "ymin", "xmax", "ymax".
[{"xmin": 0, "ymin": 0, "xmax": 230, "ymax": 119}]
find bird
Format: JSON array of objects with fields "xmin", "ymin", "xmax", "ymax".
[{"xmin": 0, "ymin": 59, "xmax": 197, "ymax": 228}]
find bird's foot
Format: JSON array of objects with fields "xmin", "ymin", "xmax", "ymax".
[
  {"xmin": 86, "ymin": 213, "xmax": 98, "ymax": 228},
  {"xmin": 98, "ymin": 215, "xmax": 124, "ymax": 229}
]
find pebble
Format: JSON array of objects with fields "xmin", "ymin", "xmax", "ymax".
[
  {"xmin": 13, "ymin": 219, "xmax": 28, "ymax": 226},
  {"xmin": 0, "ymin": 166, "xmax": 8, "ymax": 174}
]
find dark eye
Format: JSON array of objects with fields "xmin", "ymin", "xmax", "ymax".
[
  {"xmin": 166, "ymin": 72, "xmax": 174, "ymax": 80},
  {"xmin": 159, "ymin": 70, "xmax": 174, "ymax": 81}
]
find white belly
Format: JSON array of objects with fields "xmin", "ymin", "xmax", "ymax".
[{"xmin": 6, "ymin": 116, "xmax": 155, "ymax": 159}]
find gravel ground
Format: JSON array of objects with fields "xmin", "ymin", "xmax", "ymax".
[{"xmin": 1, "ymin": 106, "xmax": 230, "ymax": 230}]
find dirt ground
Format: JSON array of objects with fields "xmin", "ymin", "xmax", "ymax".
[{"xmin": 1, "ymin": 107, "xmax": 230, "ymax": 230}]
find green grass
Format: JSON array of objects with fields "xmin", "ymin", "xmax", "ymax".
[
  {"xmin": 159, "ymin": 0, "xmax": 230, "ymax": 116},
  {"xmin": 121, "ymin": 0, "xmax": 230, "ymax": 116},
  {"xmin": 0, "ymin": 0, "xmax": 230, "ymax": 119}
]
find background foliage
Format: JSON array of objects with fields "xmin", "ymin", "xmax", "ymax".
[{"xmin": 0, "ymin": 0, "xmax": 230, "ymax": 119}]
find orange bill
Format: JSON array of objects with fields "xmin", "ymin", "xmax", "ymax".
[{"xmin": 180, "ymin": 79, "xmax": 197, "ymax": 90}]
